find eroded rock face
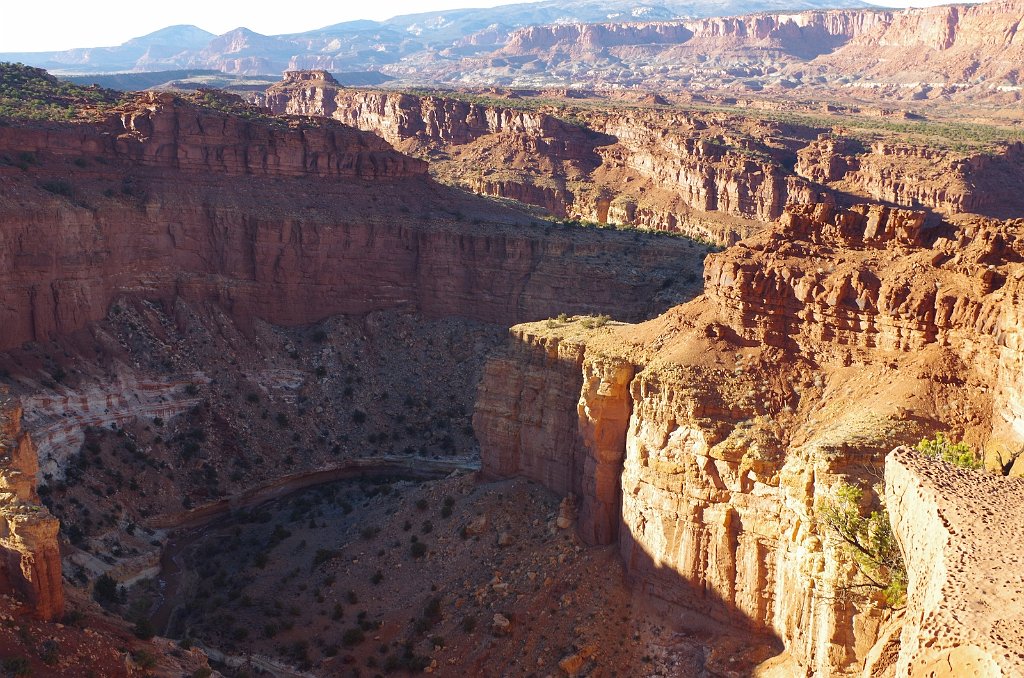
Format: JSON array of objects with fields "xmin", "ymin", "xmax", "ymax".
[
  {"xmin": 814, "ymin": 0, "xmax": 1024, "ymax": 87},
  {"xmin": 0, "ymin": 95, "xmax": 701, "ymax": 352},
  {"xmin": 797, "ymin": 138, "xmax": 1024, "ymax": 217},
  {"xmin": 476, "ymin": 203, "xmax": 1024, "ymax": 674},
  {"xmin": 266, "ymin": 79, "xmax": 834, "ymax": 243},
  {"xmin": 0, "ymin": 400, "xmax": 63, "ymax": 621},
  {"xmin": 885, "ymin": 448, "xmax": 1024, "ymax": 678}
]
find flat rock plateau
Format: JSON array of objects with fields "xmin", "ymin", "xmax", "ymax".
[{"xmin": 0, "ymin": 2, "xmax": 1023, "ymax": 672}]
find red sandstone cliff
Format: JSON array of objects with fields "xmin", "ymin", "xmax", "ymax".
[
  {"xmin": 0, "ymin": 93, "xmax": 697, "ymax": 352},
  {"xmin": 814, "ymin": 0, "xmax": 1024, "ymax": 86},
  {"xmin": 475, "ymin": 202, "xmax": 1024, "ymax": 675},
  {"xmin": 0, "ymin": 399, "xmax": 63, "ymax": 621}
]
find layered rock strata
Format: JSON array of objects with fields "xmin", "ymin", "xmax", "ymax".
[
  {"xmin": 266, "ymin": 78, "xmax": 830, "ymax": 243},
  {"xmin": 0, "ymin": 94, "xmax": 700, "ymax": 352},
  {"xmin": 269, "ymin": 76, "xmax": 1022, "ymax": 245},
  {"xmin": 798, "ymin": 137, "xmax": 1024, "ymax": 217},
  {"xmin": 476, "ymin": 202, "xmax": 1024, "ymax": 674},
  {"xmin": 0, "ymin": 399, "xmax": 63, "ymax": 620},
  {"xmin": 499, "ymin": 10, "xmax": 893, "ymax": 60}
]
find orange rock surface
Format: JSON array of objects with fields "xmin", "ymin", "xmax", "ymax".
[
  {"xmin": 476, "ymin": 202, "xmax": 1024, "ymax": 674},
  {"xmin": 0, "ymin": 399, "xmax": 63, "ymax": 621},
  {"xmin": 886, "ymin": 447, "xmax": 1024, "ymax": 678}
]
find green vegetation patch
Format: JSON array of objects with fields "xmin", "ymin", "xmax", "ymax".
[
  {"xmin": 181, "ymin": 88, "xmax": 287, "ymax": 127},
  {"xmin": 817, "ymin": 481, "xmax": 907, "ymax": 608},
  {"xmin": 0, "ymin": 62, "xmax": 127, "ymax": 122}
]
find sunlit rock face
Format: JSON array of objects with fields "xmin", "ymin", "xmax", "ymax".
[
  {"xmin": 0, "ymin": 401, "xmax": 63, "ymax": 621},
  {"xmin": 476, "ymin": 202, "xmax": 1024, "ymax": 674}
]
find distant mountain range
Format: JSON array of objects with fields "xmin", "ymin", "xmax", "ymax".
[{"xmin": 0, "ymin": 0, "xmax": 871, "ymax": 77}]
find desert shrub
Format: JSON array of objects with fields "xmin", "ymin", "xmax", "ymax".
[
  {"xmin": 40, "ymin": 180, "xmax": 73, "ymax": 197},
  {"xmin": 132, "ymin": 650, "xmax": 158, "ymax": 670},
  {"xmin": 133, "ymin": 618, "xmax": 155, "ymax": 640},
  {"xmin": 817, "ymin": 482, "xmax": 906, "ymax": 607},
  {"xmin": 312, "ymin": 548, "xmax": 338, "ymax": 568},
  {"xmin": 410, "ymin": 541, "xmax": 428, "ymax": 558},
  {"xmin": 580, "ymin": 314, "xmax": 611, "ymax": 330},
  {"xmin": 342, "ymin": 627, "xmax": 365, "ymax": 646},
  {"xmin": 39, "ymin": 640, "xmax": 59, "ymax": 666},
  {"xmin": 3, "ymin": 657, "xmax": 31, "ymax": 677},
  {"xmin": 915, "ymin": 433, "xmax": 983, "ymax": 470},
  {"xmin": 93, "ymin": 573, "xmax": 118, "ymax": 603}
]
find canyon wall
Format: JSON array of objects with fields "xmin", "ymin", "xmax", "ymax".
[
  {"xmin": 0, "ymin": 94, "xmax": 700, "ymax": 352},
  {"xmin": 476, "ymin": 202, "xmax": 1024, "ymax": 674},
  {"xmin": 0, "ymin": 399, "xmax": 63, "ymax": 620},
  {"xmin": 496, "ymin": 10, "xmax": 893, "ymax": 59},
  {"xmin": 266, "ymin": 74, "xmax": 600, "ymax": 155},
  {"xmin": 797, "ymin": 137, "xmax": 1024, "ymax": 217},
  {"xmin": 266, "ymin": 77, "xmax": 831, "ymax": 243}
]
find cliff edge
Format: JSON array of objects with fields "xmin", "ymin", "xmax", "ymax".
[
  {"xmin": 476, "ymin": 202, "xmax": 1024, "ymax": 675},
  {"xmin": 886, "ymin": 447, "xmax": 1024, "ymax": 678}
]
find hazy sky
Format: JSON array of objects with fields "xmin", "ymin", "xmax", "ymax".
[{"xmin": 2, "ymin": 0, "xmax": 978, "ymax": 53}]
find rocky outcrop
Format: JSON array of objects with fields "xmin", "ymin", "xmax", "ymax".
[
  {"xmin": 0, "ymin": 399, "xmax": 63, "ymax": 620},
  {"xmin": 885, "ymin": 447, "xmax": 1024, "ymax": 678},
  {"xmin": 797, "ymin": 138, "xmax": 1024, "ymax": 217},
  {"xmin": 0, "ymin": 92, "xmax": 427, "ymax": 180},
  {"xmin": 268, "ymin": 79, "xmax": 831, "ymax": 243},
  {"xmin": 265, "ymin": 85, "xmax": 601, "ymax": 158},
  {"xmin": 815, "ymin": 0, "xmax": 1024, "ymax": 86},
  {"xmin": 0, "ymin": 95, "xmax": 701, "ymax": 352},
  {"xmin": 476, "ymin": 202, "xmax": 1024, "ymax": 674}
]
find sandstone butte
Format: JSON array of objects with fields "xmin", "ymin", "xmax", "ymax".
[
  {"xmin": 0, "ymin": 76, "xmax": 1022, "ymax": 677},
  {"xmin": 475, "ymin": 203, "xmax": 1024, "ymax": 676}
]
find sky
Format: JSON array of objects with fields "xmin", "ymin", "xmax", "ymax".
[
  {"xmin": 1, "ymin": 0, "xmax": 980, "ymax": 53},
  {"xmin": 1, "ymin": 0, "xmax": 521, "ymax": 52}
]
